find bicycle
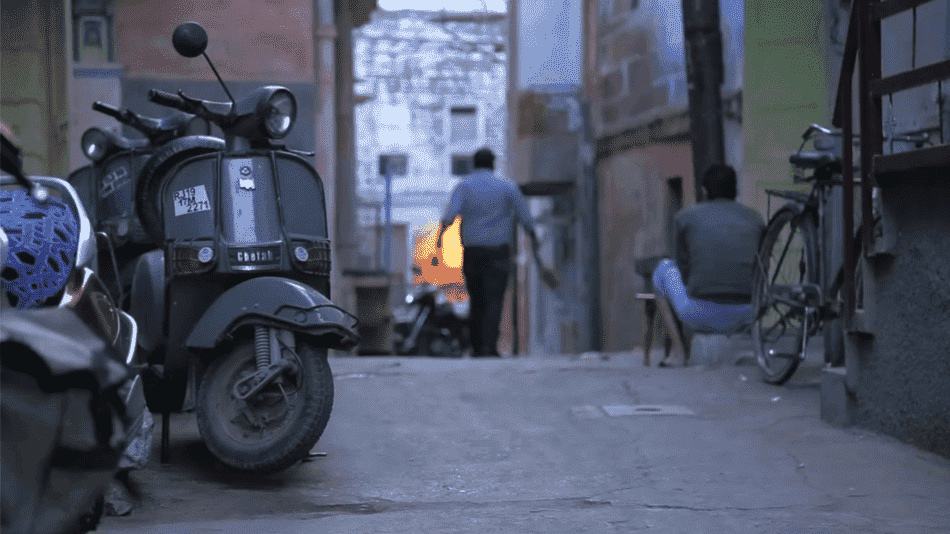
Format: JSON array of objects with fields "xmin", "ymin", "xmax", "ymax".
[{"xmin": 751, "ymin": 124, "xmax": 928, "ymax": 384}]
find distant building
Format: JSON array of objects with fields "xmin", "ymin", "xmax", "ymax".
[{"xmin": 352, "ymin": 9, "xmax": 508, "ymax": 274}]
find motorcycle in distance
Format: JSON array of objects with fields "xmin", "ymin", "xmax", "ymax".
[
  {"xmin": 69, "ymin": 100, "xmax": 222, "ymax": 300},
  {"xmin": 131, "ymin": 22, "xmax": 359, "ymax": 473},
  {"xmin": 1, "ymin": 132, "xmax": 147, "ymax": 531},
  {"xmin": 393, "ymin": 279, "xmax": 470, "ymax": 357}
]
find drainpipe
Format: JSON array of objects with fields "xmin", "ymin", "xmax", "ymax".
[
  {"xmin": 681, "ymin": 0, "xmax": 726, "ymax": 202},
  {"xmin": 334, "ymin": 0, "xmax": 360, "ymax": 275},
  {"xmin": 315, "ymin": 0, "xmax": 339, "ymax": 289}
]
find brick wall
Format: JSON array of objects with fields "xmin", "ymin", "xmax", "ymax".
[{"xmin": 116, "ymin": 0, "xmax": 315, "ymax": 83}]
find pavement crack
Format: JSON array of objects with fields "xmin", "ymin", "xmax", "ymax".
[
  {"xmin": 295, "ymin": 496, "xmax": 612, "ymax": 518},
  {"xmin": 291, "ymin": 495, "xmax": 808, "ymax": 520},
  {"xmin": 632, "ymin": 502, "xmax": 798, "ymax": 513}
]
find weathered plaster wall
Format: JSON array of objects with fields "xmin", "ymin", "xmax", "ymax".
[
  {"xmin": 597, "ymin": 142, "xmax": 694, "ymax": 351},
  {"xmin": 742, "ymin": 0, "xmax": 831, "ymax": 213},
  {"xmin": 849, "ymin": 177, "xmax": 950, "ymax": 456},
  {"xmin": 1, "ymin": 0, "xmax": 69, "ymax": 176},
  {"xmin": 588, "ymin": 0, "xmax": 743, "ymax": 351}
]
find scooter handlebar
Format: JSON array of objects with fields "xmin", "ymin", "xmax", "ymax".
[
  {"xmin": 148, "ymin": 89, "xmax": 188, "ymax": 112},
  {"xmin": 92, "ymin": 101, "xmax": 125, "ymax": 121}
]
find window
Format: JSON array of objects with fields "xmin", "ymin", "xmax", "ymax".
[
  {"xmin": 451, "ymin": 154, "xmax": 473, "ymax": 177},
  {"xmin": 378, "ymin": 154, "xmax": 408, "ymax": 176},
  {"xmin": 73, "ymin": 0, "xmax": 115, "ymax": 63},
  {"xmin": 450, "ymin": 106, "xmax": 477, "ymax": 143}
]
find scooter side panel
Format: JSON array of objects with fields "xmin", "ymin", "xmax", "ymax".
[
  {"xmin": 275, "ymin": 153, "xmax": 328, "ymax": 239},
  {"xmin": 161, "ymin": 155, "xmax": 217, "ymax": 241},
  {"xmin": 100, "ymin": 152, "xmax": 152, "ymax": 243},
  {"xmin": 130, "ymin": 250, "xmax": 165, "ymax": 352}
]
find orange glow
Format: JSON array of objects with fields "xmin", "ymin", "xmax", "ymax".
[{"xmin": 412, "ymin": 218, "xmax": 468, "ymax": 302}]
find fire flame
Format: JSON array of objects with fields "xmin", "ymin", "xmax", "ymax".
[{"xmin": 412, "ymin": 218, "xmax": 467, "ymax": 302}]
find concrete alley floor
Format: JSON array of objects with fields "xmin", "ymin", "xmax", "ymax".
[{"xmin": 101, "ymin": 353, "xmax": 950, "ymax": 533}]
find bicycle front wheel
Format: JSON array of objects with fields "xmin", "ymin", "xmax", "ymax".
[{"xmin": 752, "ymin": 207, "xmax": 818, "ymax": 384}]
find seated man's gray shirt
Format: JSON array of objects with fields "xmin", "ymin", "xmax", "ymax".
[
  {"xmin": 442, "ymin": 169, "xmax": 534, "ymax": 248},
  {"xmin": 675, "ymin": 198, "xmax": 765, "ymax": 302}
]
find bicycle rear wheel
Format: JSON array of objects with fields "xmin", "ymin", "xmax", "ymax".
[{"xmin": 752, "ymin": 207, "xmax": 818, "ymax": 384}]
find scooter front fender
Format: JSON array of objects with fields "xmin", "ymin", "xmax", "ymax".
[{"xmin": 185, "ymin": 277, "xmax": 359, "ymax": 351}]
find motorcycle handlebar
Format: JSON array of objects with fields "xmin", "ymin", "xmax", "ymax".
[{"xmin": 148, "ymin": 89, "xmax": 188, "ymax": 111}]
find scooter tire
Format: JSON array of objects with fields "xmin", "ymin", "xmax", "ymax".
[{"xmin": 196, "ymin": 339, "xmax": 334, "ymax": 473}]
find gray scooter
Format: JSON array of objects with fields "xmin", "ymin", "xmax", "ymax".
[
  {"xmin": 69, "ymin": 101, "xmax": 222, "ymax": 301},
  {"xmin": 131, "ymin": 22, "xmax": 359, "ymax": 473}
]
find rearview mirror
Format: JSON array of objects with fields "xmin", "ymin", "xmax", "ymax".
[{"xmin": 172, "ymin": 22, "xmax": 208, "ymax": 58}]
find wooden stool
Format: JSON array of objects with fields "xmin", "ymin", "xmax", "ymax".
[{"xmin": 635, "ymin": 292, "xmax": 688, "ymax": 367}]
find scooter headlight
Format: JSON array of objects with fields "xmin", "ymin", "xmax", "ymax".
[
  {"xmin": 263, "ymin": 90, "xmax": 296, "ymax": 139},
  {"xmin": 81, "ymin": 128, "xmax": 112, "ymax": 162}
]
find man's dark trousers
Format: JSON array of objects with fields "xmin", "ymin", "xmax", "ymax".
[{"xmin": 462, "ymin": 245, "xmax": 511, "ymax": 356}]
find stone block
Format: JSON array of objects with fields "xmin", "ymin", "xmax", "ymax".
[{"xmin": 820, "ymin": 367, "xmax": 854, "ymax": 427}]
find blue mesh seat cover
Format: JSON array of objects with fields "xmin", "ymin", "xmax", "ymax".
[{"xmin": 1, "ymin": 189, "xmax": 79, "ymax": 308}]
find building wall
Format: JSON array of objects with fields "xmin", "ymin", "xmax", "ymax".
[
  {"xmin": 597, "ymin": 142, "xmax": 693, "ymax": 351},
  {"xmin": 742, "ymin": 0, "xmax": 832, "ymax": 212},
  {"xmin": 588, "ymin": 0, "xmax": 743, "ymax": 351},
  {"xmin": 847, "ymin": 176, "xmax": 950, "ymax": 456},
  {"xmin": 353, "ymin": 10, "xmax": 507, "ymax": 277},
  {"xmin": 115, "ymin": 0, "xmax": 315, "ymax": 83},
  {"xmin": 837, "ymin": 2, "xmax": 950, "ymax": 456},
  {"xmin": 1, "ymin": 0, "xmax": 70, "ymax": 176}
]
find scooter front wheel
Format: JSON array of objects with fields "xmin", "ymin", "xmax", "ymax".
[{"xmin": 196, "ymin": 338, "xmax": 333, "ymax": 473}]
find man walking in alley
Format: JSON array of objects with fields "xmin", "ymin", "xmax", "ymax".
[
  {"xmin": 437, "ymin": 148, "xmax": 554, "ymax": 357},
  {"xmin": 652, "ymin": 164, "xmax": 765, "ymax": 338}
]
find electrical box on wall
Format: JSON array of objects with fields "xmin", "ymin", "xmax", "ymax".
[{"xmin": 512, "ymin": 89, "xmax": 581, "ymax": 196}]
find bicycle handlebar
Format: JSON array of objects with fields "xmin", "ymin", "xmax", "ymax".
[{"xmin": 801, "ymin": 123, "xmax": 930, "ymax": 146}]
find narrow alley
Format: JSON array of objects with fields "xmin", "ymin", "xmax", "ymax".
[{"xmin": 102, "ymin": 354, "xmax": 950, "ymax": 533}]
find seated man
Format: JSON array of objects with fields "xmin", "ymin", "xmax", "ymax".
[{"xmin": 652, "ymin": 164, "xmax": 765, "ymax": 334}]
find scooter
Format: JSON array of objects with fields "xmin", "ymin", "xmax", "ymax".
[
  {"xmin": 69, "ymin": 101, "xmax": 222, "ymax": 299},
  {"xmin": 130, "ymin": 22, "xmax": 359, "ymax": 472},
  {"xmin": 1, "ymin": 132, "xmax": 147, "ymax": 531},
  {"xmin": 393, "ymin": 282, "xmax": 470, "ymax": 356}
]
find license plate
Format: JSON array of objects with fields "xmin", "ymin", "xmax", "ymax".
[{"xmin": 172, "ymin": 185, "xmax": 211, "ymax": 216}]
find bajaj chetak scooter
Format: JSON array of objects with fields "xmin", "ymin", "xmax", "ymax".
[{"xmin": 131, "ymin": 22, "xmax": 358, "ymax": 473}]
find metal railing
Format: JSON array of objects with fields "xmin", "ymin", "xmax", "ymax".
[{"xmin": 831, "ymin": 0, "xmax": 950, "ymax": 322}]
